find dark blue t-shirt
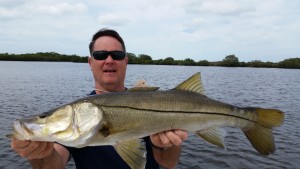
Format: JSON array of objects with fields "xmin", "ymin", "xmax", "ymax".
[{"xmin": 65, "ymin": 90, "xmax": 159, "ymax": 169}]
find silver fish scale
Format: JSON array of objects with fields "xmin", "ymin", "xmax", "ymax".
[
  {"xmin": 85, "ymin": 90, "xmax": 256, "ymax": 144},
  {"xmin": 87, "ymin": 90, "xmax": 235, "ymax": 113}
]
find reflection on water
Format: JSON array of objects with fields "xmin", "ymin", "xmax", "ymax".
[{"xmin": 0, "ymin": 62, "xmax": 299, "ymax": 169}]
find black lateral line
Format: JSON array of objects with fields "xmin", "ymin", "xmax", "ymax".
[{"xmin": 101, "ymin": 105, "xmax": 259, "ymax": 125}]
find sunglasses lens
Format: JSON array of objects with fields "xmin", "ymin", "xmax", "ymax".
[
  {"xmin": 92, "ymin": 51, "xmax": 125, "ymax": 60},
  {"xmin": 93, "ymin": 51, "xmax": 109, "ymax": 60},
  {"xmin": 110, "ymin": 51, "xmax": 125, "ymax": 60}
]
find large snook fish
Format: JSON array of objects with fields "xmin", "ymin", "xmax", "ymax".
[{"xmin": 8, "ymin": 73, "xmax": 284, "ymax": 169}]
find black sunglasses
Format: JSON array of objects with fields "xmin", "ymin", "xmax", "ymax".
[{"xmin": 92, "ymin": 50, "xmax": 126, "ymax": 60}]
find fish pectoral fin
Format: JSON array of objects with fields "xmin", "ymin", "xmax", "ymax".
[
  {"xmin": 196, "ymin": 128, "xmax": 226, "ymax": 149},
  {"xmin": 114, "ymin": 139, "xmax": 147, "ymax": 169},
  {"xmin": 127, "ymin": 86, "xmax": 160, "ymax": 92}
]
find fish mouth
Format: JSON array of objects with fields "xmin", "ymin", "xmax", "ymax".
[{"xmin": 13, "ymin": 120, "xmax": 34, "ymax": 140}]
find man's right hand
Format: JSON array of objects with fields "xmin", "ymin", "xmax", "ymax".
[
  {"xmin": 11, "ymin": 138, "xmax": 69, "ymax": 169},
  {"xmin": 11, "ymin": 138, "xmax": 55, "ymax": 160}
]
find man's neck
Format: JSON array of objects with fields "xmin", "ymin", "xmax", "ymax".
[{"xmin": 94, "ymin": 84, "xmax": 126, "ymax": 94}]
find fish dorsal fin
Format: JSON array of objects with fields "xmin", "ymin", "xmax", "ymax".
[
  {"xmin": 127, "ymin": 79, "xmax": 160, "ymax": 92},
  {"xmin": 133, "ymin": 79, "xmax": 147, "ymax": 87},
  {"xmin": 114, "ymin": 139, "xmax": 147, "ymax": 169},
  {"xmin": 196, "ymin": 128, "xmax": 227, "ymax": 148},
  {"xmin": 174, "ymin": 72, "xmax": 204, "ymax": 94}
]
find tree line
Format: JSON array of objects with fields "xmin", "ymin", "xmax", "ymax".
[
  {"xmin": 0, "ymin": 52, "xmax": 299, "ymax": 69},
  {"xmin": 0, "ymin": 52, "xmax": 87, "ymax": 62}
]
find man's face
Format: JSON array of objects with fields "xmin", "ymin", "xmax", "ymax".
[{"xmin": 88, "ymin": 36, "xmax": 128, "ymax": 91}]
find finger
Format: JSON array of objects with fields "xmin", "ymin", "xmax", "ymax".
[
  {"xmin": 158, "ymin": 132, "xmax": 171, "ymax": 146},
  {"xmin": 43, "ymin": 142, "xmax": 55, "ymax": 157},
  {"xmin": 27, "ymin": 142, "xmax": 48, "ymax": 160},
  {"xmin": 150, "ymin": 133, "xmax": 164, "ymax": 147},
  {"xmin": 150, "ymin": 133, "xmax": 160, "ymax": 143},
  {"xmin": 165, "ymin": 131, "xmax": 182, "ymax": 146},
  {"xmin": 18, "ymin": 142, "xmax": 39, "ymax": 158},
  {"xmin": 11, "ymin": 138, "xmax": 31, "ymax": 149},
  {"xmin": 41, "ymin": 142, "xmax": 55, "ymax": 158},
  {"xmin": 174, "ymin": 130, "xmax": 189, "ymax": 140},
  {"xmin": 28, "ymin": 142, "xmax": 54, "ymax": 160},
  {"xmin": 11, "ymin": 139, "xmax": 36, "ymax": 158},
  {"xmin": 15, "ymin": 141, "xmax": 39, "ymax": 158}
]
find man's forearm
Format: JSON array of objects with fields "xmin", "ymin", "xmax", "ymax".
[
  {"xmin": 153, "ymin": 145, "xmax": 181, "ymax": 169},
  {"xmin": 29, "ymin": 149, "xmax": 65, "ymax": 169}
]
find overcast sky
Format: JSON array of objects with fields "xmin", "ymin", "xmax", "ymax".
[{"xmin": 1, "ymin": 0, "xmax": 299, "ymax": 62}]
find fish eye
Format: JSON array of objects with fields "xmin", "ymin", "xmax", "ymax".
[{"xmin": 39, "ymin": 114, "xmax": 47, "ymax": 118}]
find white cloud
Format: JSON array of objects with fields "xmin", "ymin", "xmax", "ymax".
[
  {"xmin": 0, "ymin": 1, "xmax": 87, "ymax": 19},
  {"xmin": 97, "ymin": 14, "xmax": 129, "ymax": 27},
  {"xmin": 0, "ymin": 0, "xmax": 299, "ymax": 62},
  {"xmin": 33, "ymin": 2, "xmax": 87, "ymax": 15},
  {"xmin": 185, "ymin": 0, "xmax": 255, "ymax": 15}
]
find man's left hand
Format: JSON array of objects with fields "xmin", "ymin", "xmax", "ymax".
[{"xmin": 150, "ymin": 130, "xmax": 188, "ymax": 148}]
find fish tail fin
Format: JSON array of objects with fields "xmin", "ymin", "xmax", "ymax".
[{"xmin": 243, "ymin": 108, "xmax": 284, "ymax": 155}]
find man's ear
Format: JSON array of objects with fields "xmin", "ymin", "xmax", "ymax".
[{"xmin": 88, "ymin": 57, "xmax": 93, "ymax": 70}]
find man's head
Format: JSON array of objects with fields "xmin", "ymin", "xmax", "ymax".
[
  {"xmin": 89, "ymin": 29, "xmax": 126, "ymax": 55},
  {"xmin": 88, "ymin": 28, "xmax": 128, "ymax": 92}
]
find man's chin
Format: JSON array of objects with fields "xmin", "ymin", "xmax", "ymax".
[{"xmin": 102, "ymin": 79, "xmax": 121, "ymax": 88}]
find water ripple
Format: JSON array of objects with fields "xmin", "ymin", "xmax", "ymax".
[{"xmin": 1, "ymin": 63, "xmax": 299, "ymax": 169}]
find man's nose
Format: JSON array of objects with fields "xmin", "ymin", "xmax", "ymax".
[{"xmin": 105, "ymin": 55, "xmax": 114, "ymax": 63}]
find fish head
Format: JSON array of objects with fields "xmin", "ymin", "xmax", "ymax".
[
  {"xmin": 12, "ymin": 105, "xmax": 74, "ymax": 141},
  {"xmin": 11, "ymin": 102, "xmax": 104, "ymax": 146}
]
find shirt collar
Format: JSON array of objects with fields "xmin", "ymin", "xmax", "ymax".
[{"xmin": 89, "ymin": 87, "xmax": 128, "ymax": 96}]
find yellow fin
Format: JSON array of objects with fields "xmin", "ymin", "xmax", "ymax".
[
  {"xmin": 255, "ymin": 108, "xmax": 284, "ymax": 127},
  {"xmin": 244, "ymin": 125, "xmax": 275, "ymax": 155},
  {"xmin": 133, "ymin": 79, "xmax": 147, "ymax": 87},
  {"xmin": 174, "ymin": 72, "xmax": 204, "ymax": 94},
  {"xmin": 127, "ymin": 79, "xmax": 160, "ymax": 92},
  {"xmin": 243, "ymin": 108, "xmax": 284, "ymax": 155},
  {"xmin": 196, "ymin": 128, "xmax": 226, "ymax": 148},
  {"xmin": 114, "ymin": 139, "xmax": 146, "ymax": 169}
]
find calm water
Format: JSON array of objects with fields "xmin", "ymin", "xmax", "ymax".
[{"xmin": 0, "ymin": 61, "xmax": 299, "ymax": 169}]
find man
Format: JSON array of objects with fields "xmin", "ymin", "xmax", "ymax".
[{"xmin": 11, "ymin": 28, "xmax": 188, "ymax": 169}]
